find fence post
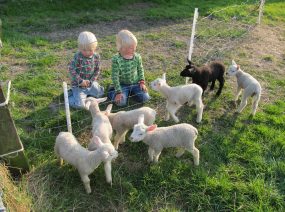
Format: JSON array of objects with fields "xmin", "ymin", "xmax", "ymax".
[
  {"xmin": 63, "ymin": 82, "xmax": 72, "ymax": 133},
  {"xmin": 186, "ymin": 8, "xmax": 199, "ymax": 84},
  {"xmin": 258, "ymin": 0, "xmax": 265, "ymax": 24}
]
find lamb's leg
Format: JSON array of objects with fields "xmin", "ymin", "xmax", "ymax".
[
  {"xmin": 148, "ymin": 147, "xmax": 155, "ymax": 162},
  {"xmin": 176, "ymin": 148, "xmax": 185, "ymax": 158},
  {"xmin": 153, "ymin": 149, "xmax": 162, "ymax": 163},
  {"xmin": 187, "ymin": 147, "xmax": 200, "ymax": 166},
  {"xmin": 187, "ymin": 100, "xmax": 193, "ymax": 107},
  {"xmin": 114, "ymin": 132, "xmax": 121, "ymax": 150},
  {"xmin": 59, "ymin": 158, "xmax": 63, "ymax": 166},
  {"xmin": 216, "ymin": 77, "xmax": 224, "ymax": 96},
  {"xmin": 165, "ymin": 102, "xmax": 170, "ymax": 121},
  {"xmin": 167, "ymin": 103, "xmax": 181, "ymax": 123},
  {"xmin": 80, "ymin": 174, "xmax": 91, "ymax": 194},
  {"xmin": 210, "ymin": 80, "xmax": 216, "ymax": 90},
  {"xmin": 252, "ymin": 93, "xmax": 261, "ymax": 116},
  {"xmin": 119, "ymin": 130, "xmax": 128, "ymax": 144},
  {"xmin": 201, "ymin": 83, "xmax": 208, "ymax": 94},
  {"xmin": 237, "ymin": 92, "xmax": 249, "ymax": 113},
  {"xmin": 104, "ymin": 161, "xmax": 112, "ymax": 185},
  {"xmin": 234, "ymin": 86, "xmax": 242, "ymax": 102},
  {"xmin": 195, "ymin": 98, "xmax": 204, "ymax": 123}
]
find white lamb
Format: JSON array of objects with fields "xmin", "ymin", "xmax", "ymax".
[
  {"xmin": 54, "ymin": 132, "xmax": 118, "ymax": 194},
  {"xmin": 105, "ymin": 104, "xmax": 156, "ymax": 150},
  {"xmin": 150, "ymin": 73, "xmax": 203, "ymax": 123},
  {"xmin": 85, "ymin": 97, "xmax": 113, "ymax": 150},
  {"xmin": 129, "ymin": 114, "xmax": 200, "ymax": 165},
  {"xmin": 227, "ymin": 60, "xmax": 262, "ymax": 115}
]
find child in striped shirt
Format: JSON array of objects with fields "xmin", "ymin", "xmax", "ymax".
[
  {"xmin": 107, "ymin": 29, "xmax": 150, "ymax": 106},
  {"xmin": 68, "ymin": 31, "xmax": 104, "ymax": 109}
]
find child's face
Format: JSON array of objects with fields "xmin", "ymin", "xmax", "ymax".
[
  {"xmin": 80, "ymin": 48, "xmax": 95, "ymax": 58},
  {"xmin": 120, "ymin": 44, "xmax": 136, "ymax": 59}
]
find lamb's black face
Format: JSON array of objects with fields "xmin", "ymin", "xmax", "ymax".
[{"xmin": 180, "ymin": 65, "xmax": 194, "ymax": 77}]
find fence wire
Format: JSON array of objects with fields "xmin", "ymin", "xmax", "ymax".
[{"xmin": 0, "ymin": 0, "xmax": 262, "ymax": 143}]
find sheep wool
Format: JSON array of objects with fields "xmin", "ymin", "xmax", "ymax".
[
  {"xmin": 150, "ymin": 73, "xmax": 203, "ymax": 123},
  {"xmin": 129, "ymin": 114, "xmax": 199, "ymax": 165},
  {"xmin": 227, "ymin": 60, "xmax": 261, "ymax": 115},
  {"xmin": 54, "ymin": 132, "xmax": 118, "ymax": 194},
  {"xmin": 105, "ymin": 104, "xmax": 156, "ymax": 150}
]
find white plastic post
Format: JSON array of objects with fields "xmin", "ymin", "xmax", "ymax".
[
  {"xmin": 186, "ymin": 8, "xmax": 199, "ymax": 84},
  {"xmin": 258, "ymin": 0, "xmax": 265, "ymax": 25},
  {"xmin": 63, "ymin": 82, "xmax": 72, "ymax": 133}
]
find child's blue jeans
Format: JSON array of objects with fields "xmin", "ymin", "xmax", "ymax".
[
  {"xmin": 107, "ymin": 84, "xmax": 150, "ymax": 106},
  {"xmin": 68, "ymin": 81, "xmax": 104, "ymax": 109}
]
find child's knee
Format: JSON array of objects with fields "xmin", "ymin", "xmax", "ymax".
[{"xmin": 138, "ymin": 92, "xmax": 150, "ymax": 103}]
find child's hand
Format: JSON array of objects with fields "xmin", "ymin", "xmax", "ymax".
[
  {"xmin": 140, "ymin": 83, "xmax": 148, "ymax": 92},
  {"xmin": 115, "ymin": 93, "xmax": 123, "ymax": 104},
  {"xmin": 80, "ymin": 80, "xmax": 90, "ymax": 88}
]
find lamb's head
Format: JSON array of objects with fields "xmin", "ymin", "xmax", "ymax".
[
  {"xmin": 85, "ymin": 97, "xmax": 107, "ymax": 114},
  {"xmin": 91, "ymin": 136, "xmax": 118, "ymax": 161},
  {"xmin": 150, "ymin": 73, "xmax": 167, "ymax": 92},
  {"xmin": 180, "ymin": 59, "xmax": 196, "ymax": 77},
  {"xmin": 227, "ymin": 60, "xmax": 240, "ymax": 76},
  {"xmin": 129, "ymin": 114, "xmax": 157, "ymax": 142}
]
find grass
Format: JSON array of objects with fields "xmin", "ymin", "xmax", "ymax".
[{"xmin": 0, "ymin": 0, "xmax": 285, "ymax": 211}]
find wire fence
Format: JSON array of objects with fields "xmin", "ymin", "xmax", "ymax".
[{"xmin": 0, "ymin": 0, "xmax": 262, "ymax": 145}]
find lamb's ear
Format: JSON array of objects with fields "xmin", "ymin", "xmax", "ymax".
[
  {"xmin": 105, "ymin": 104, "xmax": 113, "ymax": 115},
  {"xmin": 232, "ymin": 60, "xmax": 237, "ymax": 66},
  {"xmin": 162, "ymin": 73, "xmax": 166, "ymax": 81},
  {"xmin": 138, "ymin": 114, "xmax": 145, "ymax": 124},
  {"xmin": 147, "ymin": 124, "xmax": 157, "ymax": 132},
  {"xmin": 96, "ymin": 97, "xmax": 108, "ymax": 104},
  {"xmin": 91, "ymin": 136, "xmax": 104, "ymax": 147}
]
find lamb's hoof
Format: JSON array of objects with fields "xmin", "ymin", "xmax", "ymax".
[
  {"xmin": 85, "ymin": 188, "xmax": 91, "ymax": 194},
  {"xmin": 164, "ymin": 116, "xmax": 170, "ymax": 121},
  {"xmin": 174, "ymin": 118, "xmax": 180, "ymax": 123},
  {"xmin": 194, "ymin": 161, "xmax": 199, "ymax": 166},
  {"xmin": 107, "ymin": 179, "xmax": 112, "ymax": 186}
]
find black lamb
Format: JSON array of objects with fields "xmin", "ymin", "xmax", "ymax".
[{"xmin": 180, "ymin": 59, "xmax": 225, "ymax": 96}]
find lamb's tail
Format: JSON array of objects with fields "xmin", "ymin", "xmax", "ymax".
[
  {"xmin": 252, "ymin": 85, "xmax": 261, "ymax": 101},
  {"xmin": 54, "ymin": 133, "xmax": 65, "ymax": 166},
  {"xmin": 192, "ymin": 126, "xmax": 198, "ymax": 139}
]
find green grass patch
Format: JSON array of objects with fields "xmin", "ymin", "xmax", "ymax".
[{"xmin": 0, "ymin": 0, "xmax": 285, "ymax": 211}]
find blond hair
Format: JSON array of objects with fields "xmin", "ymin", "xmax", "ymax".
[
  {"xmin": 78, "ymin": 31, "xmax": 98, "ymax": 51},
  {"xmin": 116, "ymin": 30, "xmax": 137, "ymax": 51}
]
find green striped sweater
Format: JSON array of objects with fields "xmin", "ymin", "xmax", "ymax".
[{"xmin": 111, "ymin": 53, "xmax": 145, "ymax": 93}]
